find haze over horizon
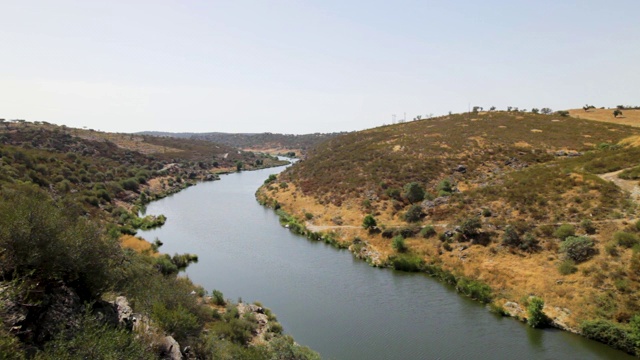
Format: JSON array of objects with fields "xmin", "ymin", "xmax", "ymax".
[{"xmin": 1, "ymin": 1, "xmax": 639, "ymax": 135}]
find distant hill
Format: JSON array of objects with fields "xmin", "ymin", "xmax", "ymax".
[{"xmin": 138, "ymin": 131, "xmax": 346, "ymax": 155}]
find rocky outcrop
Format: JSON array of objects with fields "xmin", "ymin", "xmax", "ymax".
[
  {"xmin": 159, "ymin": 335, "xmax": 182, "ymax": 360},
  {"xmin": 237, "ymin": 303, "xmax": 269, "ymax": 342}
]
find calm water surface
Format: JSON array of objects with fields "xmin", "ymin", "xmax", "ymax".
[{"xmin": 142, "ymin": 165, "xmax": 632, "ymax": 360}]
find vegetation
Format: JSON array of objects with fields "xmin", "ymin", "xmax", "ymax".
[
  {"xmin": 526, "ymin": 297, "xmax": 548, "ymax": 328},
  {"xmin": 0, "ymin": 121, "xmax": 317, "ymax": 359},
  {"xmin": 560, "ymin": 236, "xmax": 597, "ymax": 263}
]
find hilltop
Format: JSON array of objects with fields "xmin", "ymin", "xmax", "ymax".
[
  {"xmin": 257, "ymin": 110, "xmax": 640, "ymax": 355},
  {"xmin": 138, "ymin": 131, "xmax": 345, "ymax": 156}
]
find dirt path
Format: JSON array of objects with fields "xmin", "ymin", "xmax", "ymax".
[
  {"xmin": 599, "ymin": 169, "xmax": 640, "ymax": 202},
  {"xmin": 305, "ymin": 222, "xmax": 360, "ymax": 232}
]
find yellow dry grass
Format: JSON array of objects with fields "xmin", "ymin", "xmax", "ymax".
[
  {"xmin": 569, "ymin": 108, "xmax": 640, "ymax": 128},
  {"xmin": 620, "ymin": 135, "xmax": 640, "ymax": 147},
  {"xmin": 120, "ymin": 234, "xmax": 156, "ymax": 255}
]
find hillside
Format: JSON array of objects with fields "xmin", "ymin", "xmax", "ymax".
[
  {"xmin": 569, "ymin": 108, "xmax": 640, "ymax": 128},
  {"xmin": 258, "ymin": 110, "xmax": 640, "ymax": 355},
  {"xmin": 0, "ymin": 121, "xmax": 317, "ymax": 359},
  {"xmin": 139, "ymin": 131, "xmax": 345, "ymax": 156}
]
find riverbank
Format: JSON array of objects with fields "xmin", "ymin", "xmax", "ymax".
[{"xmin": 256, "ymin": 181, "xmax": 640, "ymax": 357}]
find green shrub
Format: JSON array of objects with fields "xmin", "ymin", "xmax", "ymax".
[
  {"xmin": 501, "ymin": 225, "xmax": 520, "ymax": 247},
  {"xmin": 392, "ymin": 235, "xmax": 408, "ymax": 253},
  {"xmin": 580, "ymin": 219, "xmax": 596, "ymax": 235},
  {"xmin": 558, "ymin": 259, "xmax": 577, "ymax": 275},
  {"xmin": 389, "ymin": 254, "xmax": 424, "ymax": 272},
  {"xmin": 362, "ymin": 214, "xmax": 377, "ymax": 230},
  {"xmin": 403, "ymin": 204, "xmax": 424, "ymax": 223},
  {"xmin": 614, "ymin": 231, "xmax": 639, "ymax": 248},
  {"xmin": 527, "ymin": 297, "xmax": 548, "ymax": 328},
  {"xmin": 264, "ymin": 174, "xmax": 277, "ymax": 184},
  {"xmin": 304, "ymin": 212, "xmax": 314, "ymax": 220},
  {"xmin": 152, "ymin": 303, "xmax": 202, "ymax": 343},
  {"xmin": 403, "ymin": 182, "xmax": 425, "ymax": 203},
  {"xmin": 455, "ymin": 277, "xmax": 492, "ymax": 303},
  {"xmin": 459, "ymin": 217, "xmax": 482, "ymax": 240},
  {"xmin": 554, "ymin": 224, "xmax": 575, "ymax": 240},
  {"xmin": 36, "ymin": 310, "xmax": 152, "ymax": 360},
  {"xmin": 212, "ymin": 289, "xmax": 225, "ymax": 306},
  {"xmin": 581, "ymin": 320, "xmax": 635, "ymax": 354},
  {"xmin": 0, "ymin": 185, "xmax": 122, "ymax": 298},
  {"xmin": 420, "ymin": 225, "xmax": 437, "ymax": 238},
  {"xmin": 560, "ymin": 236, "xmax": 596, "ymax": 263}
]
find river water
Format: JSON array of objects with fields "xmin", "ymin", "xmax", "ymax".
[{"xmin": 141, "ymin": 165, "xmax": 632, "ymax": 360}]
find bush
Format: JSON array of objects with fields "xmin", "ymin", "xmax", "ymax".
[
  {"xmin": 580, "ymin": 219, "xmax": 596, "ymax": 235},
  {"xmin": 403, "ymin": 204, "xmax": 424, "ymax": 223},
  {"xmin": 212, "ymin": 289, "xmax": 225, "ymax": 306},
  {"xmin": 455, "ymin": 278, "xmax": 492, "ymax": 303},
  {"xmin": 527, "ymin": 297, "xmax": 548, "ymax": 328},
  {"xmin": 558, "ymin": 259, "xmax": 577, "ymax": 275},
  {"xmin": 36, "ymin": 310, "xmax": 152, "ymax": 360},
  {"xmin": 554, "ymin": 224, "xmax": 575, "ymax": 240},
  {"xmin": 459, "ymin": 217, "xmax": 482, "ymax": 240},
  {"xmin": 420, "ymin": 225, "xmax": 436, "ymax": 238},
  {"xmin": 501, "ymin": 225, "xmax": 520, "ymax": 247},
  {"xmin": 403, "ymin": 182, "xmax": 425, "ymax": 203},
  {"xmin": 264, "ymin": 174, "xmax": 277, "ymax": 184},
  {"xmin": 389, "ymin": 254, "xmax": 424, "ymax": 272},
  {"xmin": 0, "ymin": 185, "xmax": 122, "ymax": 298},
  {"xmin": 581, "ymin": 320, "xmax": 635, "ymax": 354},
  {"xmin": 362, "ymin": 215, "xmax": 377, "ymax": 230},
  {"xmin": 614, "ymin": 232, "xmax": 639, "ymax": 248},
  {"xmin": 392, "ymin": 235, "xmax": 408, "ymax": 253},
  {"xmin": 560, "ymin": 236, "xmax": 596, "ymax": 263},
  {"xmin": 519, "ymin": 233, "xmax": 540, "ymax": 252}
]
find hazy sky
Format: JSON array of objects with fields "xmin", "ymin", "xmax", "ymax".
[{"xmin": 2, "ymin": 1, "xmax": 639, "ymax": 134}]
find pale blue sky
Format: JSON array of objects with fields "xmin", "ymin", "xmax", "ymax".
[{"xmin": 1, "ymin": 1, "xmax": 639, "ymax": 134}]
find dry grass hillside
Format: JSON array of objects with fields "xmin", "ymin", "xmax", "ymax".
[
  {"xmin": 258, "ymin": 110, "xmax": 640, "ymax": 352},
  {"xmin": 569, "ymin": 108, "xmax": 640, "ymax": 128}
]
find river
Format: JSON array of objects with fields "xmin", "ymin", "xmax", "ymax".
[{"xmin": 141, "ymin": 165, "xmax": 633, "ymax": 360}]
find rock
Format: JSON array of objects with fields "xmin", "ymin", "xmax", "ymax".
[
  {"xmin": 159, "ymin": 336, "xmax": 183, "ymax": 360},
  {"xmin": 503, "ymin": 301, "xmax": 524, "ymax": 319},
  {"xmin": 454, "ymin": 165, "xmax": 467, "ymax": 173}
]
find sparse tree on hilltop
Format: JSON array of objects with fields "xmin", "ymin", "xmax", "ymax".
[
  {"xmin": 540, "ymin": 107, "xmax": 553, "ymax": 115},
  {"xmin": 613, "ymin": 109, "xmax": 623, "ymax": 118}
]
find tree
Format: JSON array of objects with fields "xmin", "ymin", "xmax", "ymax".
[
  {"xmin": 236, "ymin": 161, "xmax": 243, "ymax": 171},
  {"xmin": 613, "ymin": 109, "xmax": 623, "ymax": 118},
  {"xmin": 403, "ymin": 182, "xmax": 425, "ymax": 203},
  {"xmin": 540, "ymin": 107, "xmax": 553, "ymax": 115},
  {"xmin": 531, "ymin": 108, "xmax": 539, "ymax": 114},
  {"xmin": 583, "ymin": 104, "xmax": 595, "ymax": 112},
  {"xmin": 362, "ymin": 215, "xmax": 377, "ymax": 230},
  {"xmin": 527, "ymin": 297, "xmax": 548, "ymax": 328},
  {"xmin": 489, "ymin": 106, "xmax": 496, "ymax": 111},
  {"xmin": 557, "ymin": 110, "xmax": 570, "ymax": 117},
  {"xmin": 403, "ymin": 204, "xmax": 424, "ymax": 223}
]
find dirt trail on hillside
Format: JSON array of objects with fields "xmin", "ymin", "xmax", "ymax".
[
  {"xmin": 305, "ymin": 222, "xmax": 360, "ymax": 232},
  {"xmin": 599, "ymin": 169, "xmax": 640, "ymax": 202}
]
